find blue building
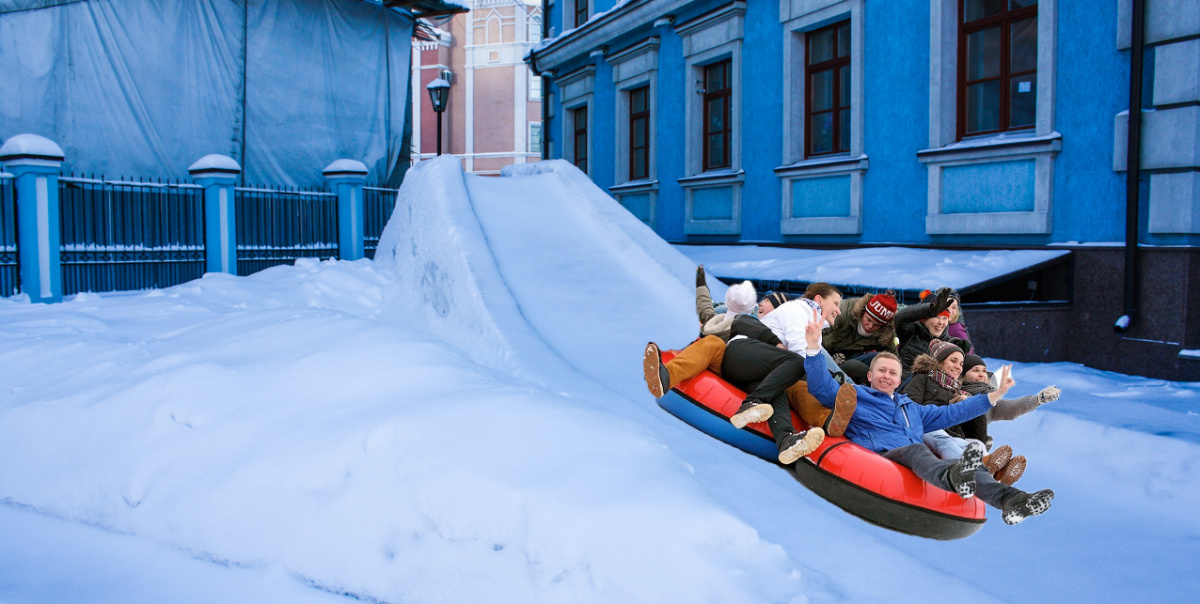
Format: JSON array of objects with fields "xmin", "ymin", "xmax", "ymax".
[{"xmin": 530, "ymin": 0, "xmax": 1200, "ymax": 380}]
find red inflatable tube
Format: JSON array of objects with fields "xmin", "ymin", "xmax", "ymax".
[{"xmin": 659, "ymin": 350, "xmax": 987, "ymax": 540}]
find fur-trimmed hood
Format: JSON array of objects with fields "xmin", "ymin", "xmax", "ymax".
[
  {"xmin": 848, "ymin": 294, "xmax": 897, "ymax": 344},
  {"xmin": 910, "ymin": 353, "xmax": 942, "ymax": 375}
]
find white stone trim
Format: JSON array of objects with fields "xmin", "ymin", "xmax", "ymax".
[
  {"xmin": 1149, "ymin": 171, "xmax": 1200, "ymax": 233},
  {"xmin": 610, "ymin": 38, "xmax": 660, "ymax": 185},
  {"xmin": 775, "ymin": 155, "xmax": 867, "ymax": 234},
  {"xmin": 918, "ymin": 134, "xmax": 1061, "ymax": 234},
  {"xmin": 679, "ymin": 2, "xmax": 745, "ymax": 176},
  {"xmin": 559, "ymin": 66, "xmax": 595, "ymax": 175},
  {"xmin": 924, "ymin": 0, "xmax": 1058, "ymax": 235},
  {"xmin": 780, "ymin": 0, "xmax": 864, "ymax": 163},
  {"xmin": 609, "ymin": 180, "xmax": 659, "ymax": 227},
  {"xmin": 680, "ymin": 170, "xmax": 744, "ymax": 235}
]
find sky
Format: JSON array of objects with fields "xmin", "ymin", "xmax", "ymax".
[{"xmin": 1, "ymin": 157, "xmax": 1197, "ymax": 603}]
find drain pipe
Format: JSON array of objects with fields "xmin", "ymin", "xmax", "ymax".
[{"xmin": 1116, "ymin": 0, "xmax": 1146, "ymax": 334}]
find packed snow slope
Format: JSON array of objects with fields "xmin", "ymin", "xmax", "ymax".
[{"xmin": 0, "ymin": 157, "xmax": 1197, "ymax": 603}]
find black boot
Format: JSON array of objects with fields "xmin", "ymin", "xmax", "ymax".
[
  {"xmin": 1002, "ymin": 489, "xmax": 1054, "ymax": 525},
  {"xmin": 731, "ymin": 398, "xmax": 773, "ymax": 429},
  {"xmin": 777, "ymin": 428, "xmax": 824, "ymax": 464},
  {"xmin": 947, "ymin": 440, "xmax": 986, "ymax": 499}
]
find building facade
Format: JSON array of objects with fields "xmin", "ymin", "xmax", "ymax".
[
  {"xmin": 531, "ymin": 0, "xmax": 1200, "ymax": 380},
  {"xmin": 412, "ymin": 0, "xmax": 545, "ymax": 174}
]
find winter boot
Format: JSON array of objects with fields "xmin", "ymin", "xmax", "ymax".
[
  {"xmin": 777, "ymin": 428, "xmax": 825, "ymax": 464},
  {"xmin": 643, "ymin": 342, "xmax": 671, "ymax": 398},
  {"xmin": 947, "ymin": 440, "xmax": 986, "ymax": 499},
  {"xmin": 826, "ymin": 383, "xmax": 858, "ymax": 438},
  {"xmin": 730, "ymin": 399, "xmax": 774, "ymax": 429},
  {"xmin": 1002, "ymin": 488, "xmax": 1054, "ymax": 525},
  {"xmin": 995, "ymin": 455, "xmax": 1027, "ymax": 486},
  {"xmin": 983, "ymin": 444, "xmax": 1013, "ymax": 474}
]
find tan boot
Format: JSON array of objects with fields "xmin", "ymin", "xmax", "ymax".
[
  {"xmin": 643, "ymin": 342, "xmax": 670, "ymax": 398},
  {"xmin": 827, "ymin": 382, "xmax": 858, "ymax": 438},
  {"xmin": 995, "ymin": 455, "xmax": 1027, "ymax": 486},
  {"xmin": 983, "ymin": 444, "xmax": 1013, "ymax": 475}
]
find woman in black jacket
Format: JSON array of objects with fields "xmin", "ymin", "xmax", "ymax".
[{"xmin": 894, "ymin": 287, "xmax": 971, "ymax": 380}]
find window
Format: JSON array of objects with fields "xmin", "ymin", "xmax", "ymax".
[
  {"xmin": 959, "ymin": 0, "xmax": 1038, "ymax": 138},
  {"xmin": 806, "ymin": 21, "xmax": 851, "ymax": 156},
  {"xmin": 629, "ymin": 86, "xmax": 650, "ymax": 180},
  {"xmin": 573, "ymin": 106, "xmax": 588, "ymax": 173},
  {"xmin": 575, "ymin": 0, "xmax": 588, "ymax": 29},
  {"xmin": 530, "ymin": 69, "xmax": 542, "ymax": 100},
  {"xmin": 530, "ymin": 15, "xmax": 542, "ymax": 43},
  {"xmin": 530, "ymin": 122, "xmax": 542, "ymax": 154},
  {"xmin": 702, "ymin": 60, "xmax": 732, "ymax": 171}
]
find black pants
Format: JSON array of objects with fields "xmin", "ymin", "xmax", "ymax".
[{"xmin": 721, "ymin": 338, "xmax": 805, "ymax": 445}]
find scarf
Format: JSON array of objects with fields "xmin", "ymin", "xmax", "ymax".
[
  {"xmin": 927, "ymin": 368, "xmax": 968, "ymax": 399},
  {"xmin": 961, "ymin": 379, "xmax": 996, "ymax": 396}
]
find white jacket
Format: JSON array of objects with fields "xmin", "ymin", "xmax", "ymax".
[{"xmin": 760, "ymin": 298, "xmax": 826, "ymax": 356}]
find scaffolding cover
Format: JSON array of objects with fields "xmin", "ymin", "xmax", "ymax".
[{"xmin": 0, "ymin": 0, "xmax": 413, "ymax": 187}]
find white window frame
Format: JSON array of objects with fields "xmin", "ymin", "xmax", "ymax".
[
  {"xmin": 677, "ymin": 2, "xmax": 746, "ymax": 235},
  {"xmin": 529, "ymin": 122, "xmax": 543, "ymax": 155},
  {"xmin": 558, "ymin": 66, "xmax": 595, "ymax": 175},
  {"xmin": 777, "ymin": 0, "xmax": 866, "ymax": 235},
  {"xmin": 919, "ymin": 0, "xmax": 1059, "ymax": 235}
]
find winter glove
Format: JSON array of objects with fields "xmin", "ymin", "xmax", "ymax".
[
  {"xmin": 1037, "ymin": 385, "xmax": 1061, "ymax": 404},
  {"xmin": 831, "ymin": 352, "xmax": 846, "ymax": 365},
  {"xmin": 933, "ymin": 287, "xmax": 954, "ymax": 314},
  {"xmin": 696, "ymin": 265, "xmax": 707, "ymax": 288}
]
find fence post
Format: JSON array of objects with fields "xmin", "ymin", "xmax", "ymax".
[
  {"xmin": 323, "ymin": 159, "xmax": 368, "ymax": 261},
  {"xmin": 0, "ymin": 134, "xmax": 64, "ymax": 303},
  {"xmin": 189, "ymin": 154, "xmax": 241, "ymax": 275}
]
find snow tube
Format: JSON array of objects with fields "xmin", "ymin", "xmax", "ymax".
[{"xmin": 656, "ymin": 350, "xmax": 987, "ymax": 540}]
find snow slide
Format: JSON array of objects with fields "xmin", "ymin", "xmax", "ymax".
[{"xmin": 374, "ymin": 157, "xmax": 721, "ymax": 403}]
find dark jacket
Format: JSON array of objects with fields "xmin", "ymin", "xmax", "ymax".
[
  {"xmin": 822, "ymin": 294, "xmax": 898, "ymax": 361},
  {"xmin": 729, "ymin": 313, "xmax": 782, "ymax": 347},
  {"xmin": 903, "ymin": 353, "xmax": 987, "ymax": 443},
  {"xmin": 804, "ymin": 351, "xmax": 992, "ymax": 453},
  {"xmin": 894, "ymin": 301, "xmax": 971, "ymax": 380}
]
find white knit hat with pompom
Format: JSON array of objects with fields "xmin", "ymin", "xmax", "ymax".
[{"xmin": 724, "ymin": 281, "xmax": 757, "ymax": 315}]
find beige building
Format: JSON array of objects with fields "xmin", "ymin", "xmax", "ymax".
[{"xmin": 412, "ymin": 0, "xmax": 543, "ymax": 174}]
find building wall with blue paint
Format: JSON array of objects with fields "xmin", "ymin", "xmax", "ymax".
[
  {"xmin": 533, "ymin": 0, "xmax": 1200, "ymax": 380},
  {"xmin": 534, "ymin": 0, "xmax": 1198, "ymax": 247}
]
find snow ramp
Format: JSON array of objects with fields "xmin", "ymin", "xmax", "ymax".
[{"xmin": 375, "ymin": 157, "xmax": 719, "ymax": 402}]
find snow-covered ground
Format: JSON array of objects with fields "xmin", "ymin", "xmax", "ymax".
[{"xmin": 1, "ymin": 158, "xmax": 1197, "ymax": 603}]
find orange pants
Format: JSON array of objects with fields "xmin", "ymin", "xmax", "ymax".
[
  {"xmin": 785, "ymin": 380, "xmax": 833, "ymax": 430},
  {"xmin": 667, "ymin": 336, "xmax": 831, "ymax": 429},
  {"xmin": 664, "ymin": 335, "xmax": 725, "ymax": 388}
]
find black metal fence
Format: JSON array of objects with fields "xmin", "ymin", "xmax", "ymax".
[
  {"xmin": 58, "ymin": 176, "xmax": 207, "ymax": 296},
  {"xmin": 363, "ymin": 185, "xmax": 398, "ymax": 259},
  {"xmin": 234, "ymin": 185, "xmax": 339, "ymax": 276},
  {"xmin": 0, "ymin": 173, "xmax": 17, "ymax": 297}
]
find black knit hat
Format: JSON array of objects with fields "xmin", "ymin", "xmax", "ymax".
[
  {"xmin": 962, "ymin": 354, "xmax": 987, "ymax": 374},
  {"xmin": 763, "ymin": 291, "xmax": 789, "ymax": 310}
]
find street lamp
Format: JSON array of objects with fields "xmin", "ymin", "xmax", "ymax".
[{"xmin": 426, "ymin": 78, "xmax": 451, "ymax": 156}]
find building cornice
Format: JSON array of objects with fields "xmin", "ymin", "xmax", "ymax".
[{"xmin": 532, "ymin": 0, "xmax": 700, "ymax": 73}]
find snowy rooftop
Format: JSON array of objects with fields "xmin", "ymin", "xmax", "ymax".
[{"xmin": 676, "ymin": 244, "xmax": 1071, "ymax": 294}]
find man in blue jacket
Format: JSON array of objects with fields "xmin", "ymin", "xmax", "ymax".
[{"xmin": 800, "ymin": 309, "xmax": 1053, "ymax": 525}]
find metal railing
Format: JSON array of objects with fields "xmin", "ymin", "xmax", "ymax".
[
  {"xmin": 363, "ymin": 185, "xmax": 398, "ymax": 259},
  {"xmin": 234, "ymin": 185, "xmax": 338, "ymax": 276},
  {"xmin": 58, "ymin": 176, "xmax": 206, "ymax": 296},
  {"xmin": 0, "ymin": 173, "xmax": 16, "ymax": 297}
]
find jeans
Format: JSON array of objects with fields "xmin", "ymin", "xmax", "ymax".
[{"xmin": 883, "ymin": 443, "xmax": 1020, "ymax": 509}]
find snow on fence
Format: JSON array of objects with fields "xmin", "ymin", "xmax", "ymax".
[
  {"xmin": 58, "ymin": 175, "xmax": 207, "ymax": 296},
  {"xmin": 0, "ymin": 135, "xmax": 399, "ymax": 301}
]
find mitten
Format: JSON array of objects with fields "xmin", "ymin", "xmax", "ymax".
[
  {"xmin": 696, "ymin": 265, "xmax": 707, "ymax": 288},
  {"xmin": 831, "ymin": 352, "xmax": 846, "ymax": 365},
  {"xmin": 1037, "ymin": 385, "xmax": 1060, "ymax": 404}
]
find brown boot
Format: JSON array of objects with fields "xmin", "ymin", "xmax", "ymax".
[
  {"xmin": 643, "ymin": 342, "xmax": 671, "ymax": 398},
  {"xmin": 995, "ymin": 455, "xmax": 1027, "ymax": 486},
  {"xmin": 827, "ymin": 383, "xmax": 858, "ymax": 438},
  {"xmin": 983, "ymin": 444, "xmax": 1013, "ymax": 475}
]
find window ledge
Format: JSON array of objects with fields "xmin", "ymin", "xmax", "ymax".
[
  {"xmin": 918, "ymin": 132, "xmax": 1062, "ymax": 163},
  {"xmin": 610, "ymin": 179, "xmax": 659, "ymax": 192},
  {"xmin": 775, "ymin": 154, "xmax": 869, "ymax": 176},
  {"xmin": 678, "ymin": 169, "xmax": 745, "ymax": 186}
]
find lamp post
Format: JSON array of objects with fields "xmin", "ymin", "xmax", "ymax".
[{"xmin": 426, "ymin": 78, "xmax": 451, "ymax": 156}]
